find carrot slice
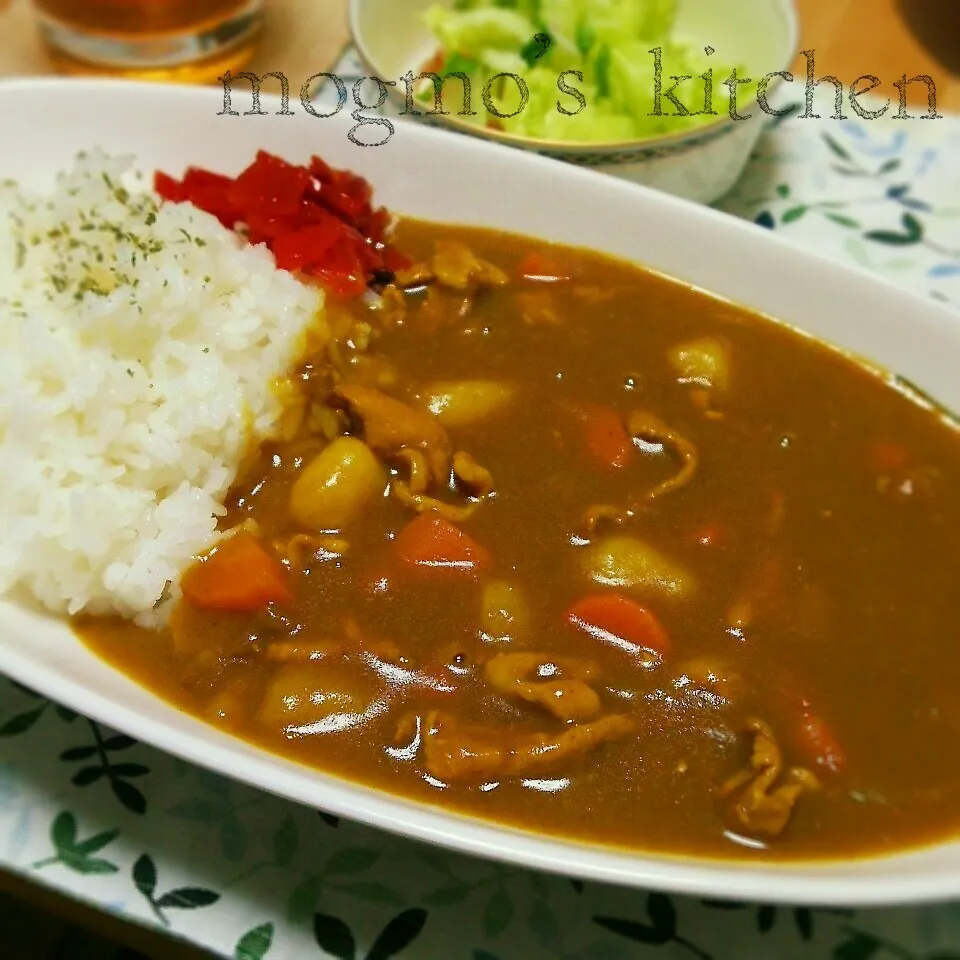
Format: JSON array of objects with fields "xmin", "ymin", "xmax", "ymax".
[
  {"xmin": 575, "ymin": 403, "xmax": 634, "ymax": 470},
  {"xmin": 797, "ymin": 710, "xmax": 846, "ymax": 775},
  {"xmin": 566, "ymin": 592, "xmax": 670, "ymax": 657},
  {"xmin": 180, "ymin": 530, "xmax": 292, "ymax": 612},
  {"xmin": 393, "ymin": 513, "xmax": 490, "ymax": 573},
  {"xmin": 868, "ymin": 440, "xmax": 910, "ymax": 475},
  {"xmin": 517, "ymin": 251, "xmax": 571, "ymax": 283}
]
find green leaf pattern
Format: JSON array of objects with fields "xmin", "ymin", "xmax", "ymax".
[
  {"xmin": 0, "ymin": 52, "xmax": 960, "ymax": 960},
  {"xmin": 235, "ymin": 922, "xmax": 274, "ymax": 960},
  {"xmin": 718, "ymin": 90, "xmax": 960, "ymax": 302}
]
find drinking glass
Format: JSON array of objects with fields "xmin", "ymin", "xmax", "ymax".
[{"xmin": 31, "ymin": 0, "xmax": 263, "ymax": 83}]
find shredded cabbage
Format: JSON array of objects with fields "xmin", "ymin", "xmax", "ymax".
[{"xmin": 418, "ymin": 0, "xmax": 748, "ymax": 143}]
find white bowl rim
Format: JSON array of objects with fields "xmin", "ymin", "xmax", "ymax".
[
  {"xmin": 2, "ymin": 76, "xmax": 960, "ymax": 909},
  {"xmin": 347, "ymin": 0, "xmax": 801, "ymax": 154}
]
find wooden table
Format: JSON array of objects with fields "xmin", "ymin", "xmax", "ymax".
[
  {"xmin": 793, "ymin": 0, "xmax": 960, "ymax": 111},
  {"xmin": 1, "ymin": 0, "xmax": 958, "ymax": 111}
]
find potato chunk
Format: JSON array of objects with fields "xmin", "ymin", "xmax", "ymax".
[
  {"xmin": 423, "ymin": 380, "xmax": 515, "ymax": 429},
  {"xmin": 668, "ymin": 336, "xmax": 730, "ymax": 392},
  {"xmin": 581, "ymin": 537, "xmax": 694, "ymax": 598},
  {"xmin": 257, "ymin": 659, "xmax": 383, "ymax": 736},
  {"xmin": 479, "ymin": 580, "xmax": 530, "ymax": 644},
  {"xmin": 289, "ymin": 436, "xmax": 385, "ymax": 532}
]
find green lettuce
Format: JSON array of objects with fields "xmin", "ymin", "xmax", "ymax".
[
  {"xmin": 418, "ymin": 0, "xmax": 747, "ymax": 144},
  {"xmin": 421, "ymin": 6, "xmax": 533, "ymax": 60}
]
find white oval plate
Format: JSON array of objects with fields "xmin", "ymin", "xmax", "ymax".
[{"xmin": 3, "ymin": 78, "xmax": 960, "ymax": 908}]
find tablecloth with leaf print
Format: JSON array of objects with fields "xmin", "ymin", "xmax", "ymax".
[{"xmin": 2, "ymin": 49, "xmax": 960, "ymax": 960}]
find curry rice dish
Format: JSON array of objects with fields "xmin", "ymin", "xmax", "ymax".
[{"xmin": 6, "ymin": 148, "xmax": 960, "ymax": 863}]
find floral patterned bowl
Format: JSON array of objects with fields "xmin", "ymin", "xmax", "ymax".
[{"xmin": 349, "ymin": 0, "xmax": 799, "ymax": 204}]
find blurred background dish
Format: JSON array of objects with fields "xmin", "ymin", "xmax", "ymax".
[{"xmin": 350, "ymin": 0, "xmax": 798, "ymax": 204}]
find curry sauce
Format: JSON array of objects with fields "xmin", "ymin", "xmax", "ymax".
[{"xmin": 77, "ymin": 220, "xmax": 960, "ymax": 861}]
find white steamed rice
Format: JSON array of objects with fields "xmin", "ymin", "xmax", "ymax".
[{"xmin": 0, "ymin": 150, "xmax": 327, "ymax": 624}]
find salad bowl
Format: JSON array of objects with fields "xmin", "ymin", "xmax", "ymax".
[{"xmin": 350, "ymin": 0, "xmax": 799, "ymax": 203}]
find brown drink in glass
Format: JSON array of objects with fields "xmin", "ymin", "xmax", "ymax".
[{"xmin": 32, "ymin": 0, "xmax": 263, "ymax": 83}]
